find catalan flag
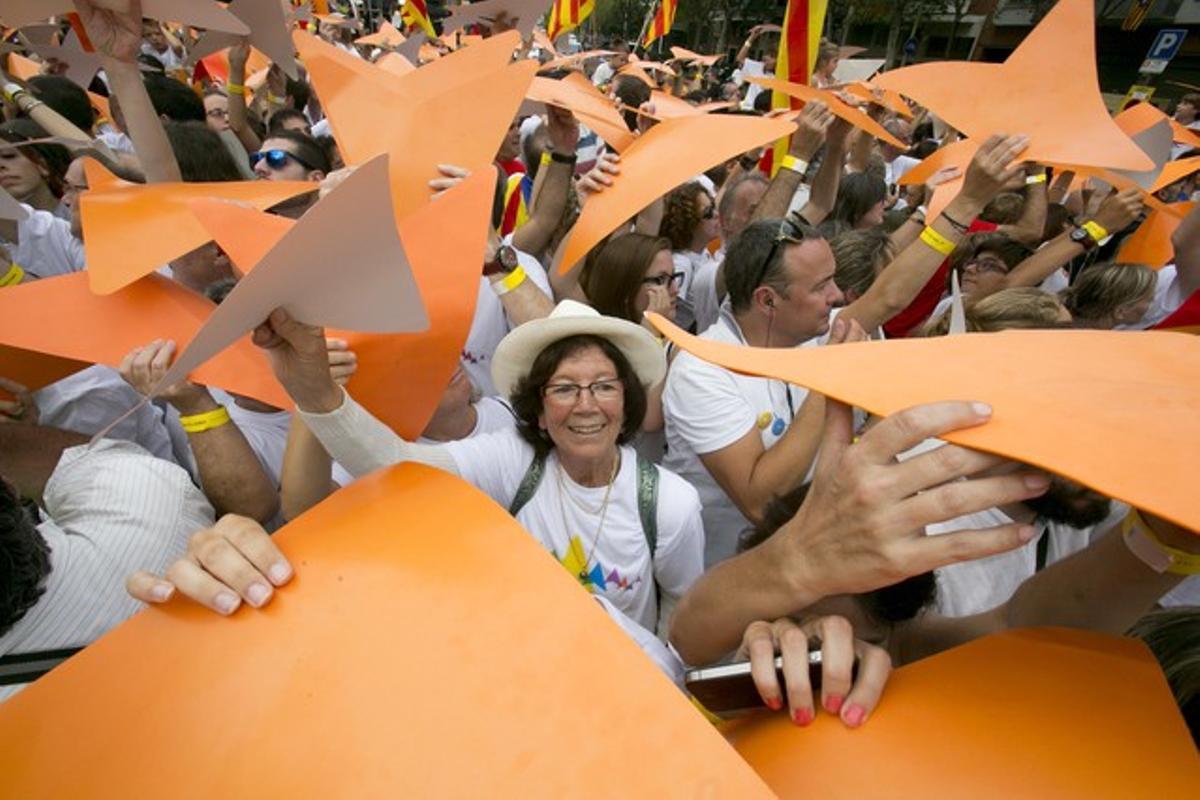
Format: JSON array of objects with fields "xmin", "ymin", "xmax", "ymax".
[
  {"xmin": 769, "ymin": 0, "xmax": 828, "ymax": 175},
  {"xmin": 643, "ymin": 0, "xmax": 678, "ymax": 48},
  {"xmin": 547, "ymin": 0, "xmax": 595, "ymax": 42},
  {"xmin": 402, "ymin": 0, "xmax": 437, "ymax": 38}
]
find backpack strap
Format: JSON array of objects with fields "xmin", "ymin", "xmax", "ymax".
[
  {"xmin": 0, "ymin": 646, "xmax": 83, "ymax": 686},
  {"xmin": 508, "ymin": 452, "xmax": 547, "ymax": 516},
  {"xmin": 635, "ymin": 454, "xmax": 659, "ymax": 559}
]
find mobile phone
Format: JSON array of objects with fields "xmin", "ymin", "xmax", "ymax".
[{"xmin": 684, "ymin": 652, "xmax": 823, "ymax": 715}]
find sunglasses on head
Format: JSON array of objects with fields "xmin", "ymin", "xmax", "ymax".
[
  {"xmin": 250, "ymin": 148, "xmax": 314, "ymax": 172},
  {"xmin": 751, "ymin": 215, "xmax": 809, "ymax": 291}
]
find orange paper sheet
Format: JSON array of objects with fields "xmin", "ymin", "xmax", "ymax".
[
  {"xmin": 77, "ymin": 158, "xmax": 312, "ymax": 295},
  {"xmin": 202, "ymin": 166, "xmax": 496, "ymax": 438},
  {"xmin": 0, "ymin": 0, "xmax": 250, "ymax": 34},
  {"xmin": 355, "ymin": 20, "xmax": 406, "ymax": 48},
  {"xmin": 1116, "ymin": 202, "xmax": 1193, "ymax": 268},
  {"xmin": 747, "ymin": 76, "xmax": 907, "ymax": 149},
  {"xmin": 295, "ymin": 29, "xmax": 536, "ymax": 222},
  {"xmin": 5, "ymin": 51, "xmax": 40, "ymax": 80},
  {"xmin": 188, "ymin": 0, "xmax": 299, "ymax": 79},
  {"xmin": 670, "ymin": 46, "xmax": 722, "ymax": 67},
  {"xmin": 375, "ymin": 50, "xmax": 415, "ymax": 77},
  {"xmin": 648, "ymin": 317, "xmax": 1200, "ymax": 532},
  {"xmin": 846, "ymin": 81, "xmax": 914, "ymax": 119},
  {"xmin": 0, "ymin": 272, "xmax": 289, "ymax": 408},
  {"xmin": 556, "ymin": 114, "xmax": 797, "ymax": 274},
  {"xmin": 527, "ymin": 73, "xmax": 635, "ymax": 152},
  {"xmin": 0, "ymin": 463, "xmax": 771, "ymax": 798},
  {"xmin": 873, "ymin": 0, "xmax": 1151, "ymax": 172},
  {"xmin": 539, "ymin": 49, "xmax": 615, "ymax": 73},
  {"xmin": 725, "ymin": 628, "xmax": 1196, "ymax": 798}
]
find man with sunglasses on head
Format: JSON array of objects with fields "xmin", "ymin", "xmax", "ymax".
[{"xmin": 664, "ymin": 134, "xmax": 1033, "ymax": 566}]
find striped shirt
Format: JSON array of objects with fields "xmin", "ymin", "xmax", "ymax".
[{"xmin": 0, "ymin": 440, "xmax": 214, "ymax": 700}]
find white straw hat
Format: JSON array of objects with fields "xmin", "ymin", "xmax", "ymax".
[{"xmin": 491, "ymin": 300, "xmax": 667, "ymax": 399}]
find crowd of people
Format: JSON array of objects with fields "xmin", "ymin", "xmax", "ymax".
[{"xmin": 0, "ymin": 2, "xmax": 1196, "ymax": 743}]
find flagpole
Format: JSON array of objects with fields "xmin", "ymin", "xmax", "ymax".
[{"xmin": 636, "ymin": 2, "xmax": 656, "ymax": 52}]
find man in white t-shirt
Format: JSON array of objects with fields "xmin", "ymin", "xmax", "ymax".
[
  {"xmin": 2, "ymin": 202, "xmax": 86, "ymax": 282},
  {"xmin": 664, "ymin": 218, "xmax": 848, "ymax": 565},
  {"xmin": 880, "ymin": 119, "xmax": 919, "ymax": 210},
  {"xmin": 690, "ymin": 171, "xmax": 771, "ymax": 334}
]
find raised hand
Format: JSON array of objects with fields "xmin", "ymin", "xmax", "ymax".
[
  {"xmin": 75, "ymin": 0, "xmax": 143, "ymax": 64},
  {"xmin": 958, "ymin": 133, "xmax": 1030, "ymax": 208}
]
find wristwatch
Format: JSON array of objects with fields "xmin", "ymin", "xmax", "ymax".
[
  {"xmin": 482, "ymin": 244, "xmax": 519, "ymax": 276},
  {"xmin": 1069, "ymin": 225, "xmax": 1098, "ymax": 251}
]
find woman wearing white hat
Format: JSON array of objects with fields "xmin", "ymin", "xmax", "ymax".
[{"xmin": 249, "ymin": 300, "xmax": 705, "ymax": 634}]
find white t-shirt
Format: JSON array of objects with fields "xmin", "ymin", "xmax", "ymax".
[
  {"xmin": 663, "ymin": 306, "xmax": 811, "ymax": 566},
  {"xmin": 5, "ymin": 204, "xmax": 86, "ymax": 281},
  {"xmin": 672, "ymin": 248, "xmax": 719, "ymax": 332},
  {"xmin": 736, "ymin": 58, "xmax": 767, "ymax": 110},
  {"xmin": 462, "ymin": 246, "xmax": 553, "ymax": 396},
  {"xmin": 1116, "ymin": 264, "xmax": 1185, "ymax": 330},
  {"xmin": 0, "ymin": 440, "xmax": 214, "ymax": 700},
  {"xmin": 444, "ymin": 427, "xmax": 705, "ymax": 633},
  {"xmin": 885, "ymin": 155, "xmax": 920, "ymax": 191},
  {"xmin": 594, "ymin": 596, "xmax": 685, "ymax": 687},
  {"xmin": 688, "ymin": 253, "xmax": 723, "ymax": 335},
  {"xmin": 591, "ymin": 60, "xmax": 615, "ymax": 87},
  {"xmin": 33, "ymin": 366, "xmax": 180, "ymax": 466}
]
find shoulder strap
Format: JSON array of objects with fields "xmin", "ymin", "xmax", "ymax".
[
  {"xmin": 508, "ymin": 453, "xmax": 547, "ymax": 516},
  {"xmin": 0, "ymin": 646, "xmax": 84, "ymax": 686},
  {"xmin": 635, "ymin": 454, "xmax": 659, "ymax": 559}
]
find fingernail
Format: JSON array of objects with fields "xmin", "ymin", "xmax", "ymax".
[
  {"xmin": 971, "ymin": 402, "xmax": 992, "ymax": 417},
  {"xmin": 792, "ymin": 707, "xmax": 814, "ymax": 726},
  {"xmin": 214, "ymin": 591, "xmax": 240, "ymax": 614},
  {"xmin": 1018, "ymin": 524, "xmax": 1037, "ymax": 543},
  {"xmin": 764, "ymin": 696, "xmax": 783, "ymax": 711},
  {"xmin": 1024, "ymin": 474, "xmax": 1051, "ymax": 491},
  {"xmin": 149, "ymin": 582, "xmax": 174, "ymax": 602},
  {"xmin": 823, "ymin": 694, "xmax": 844, "ymax": 715},
  {"xmin": 843, "ymin": 704, "xmax": 867, "ymax": 727},
  {"xmin": 268, "ymin": 562, "xmax": 293, "ymax": 585},
  {"xmin": 246, "ymin": 583, "xmax": 271, "ymax": 607}
]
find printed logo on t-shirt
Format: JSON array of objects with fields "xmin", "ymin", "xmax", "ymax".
[
  {"xmin": 559, "ymin": 535, "xmax": 642, "ymax": 594},
  {"xmin": 756, "ymin": 411, "xmax": 772, "ymax": 430}
]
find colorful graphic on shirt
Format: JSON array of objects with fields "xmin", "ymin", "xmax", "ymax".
[
  {"xmin": 771, "ymin": 417, "xmax": 786, "ymax": 436},
  {"xmin": 558, "ymin": 535, "xmax": 641, "ymax": 593},
  {"xmin": 756, "ymin": 411, "xmax": 772, "ymax": 430}
]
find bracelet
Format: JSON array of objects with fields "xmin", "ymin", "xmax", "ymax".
[
  {"xmin": 491, "ymin": 265, "xmax": 527, "ymax": 296},
  {"xmin": 20, "ymin": 99, "xmax": 45, "ymax": 113},
  {"xmin": 919, "ymin": 226, "xmax": 956, "ymax": 256},
  {"xmin": 939, "ymin": 209, "xmax": 971, "ymax": 233},
  {"xmin": 539, "ymin": 151, "xmax": 553, "ymax": 167},
  {"xmin": 2, "ymin": 82, "xmax": 24, "ymax": 103},
  {"xmin": 226, "ymin": 82, "xmax": 246, "ymax": 95},
  {"xmin": 1122, "ymin": 508, "xmax": 1200, "ymax": 576},
  {"xmin": 550, "ymin": 150, "xmax": 577, "ymax": 165},
  {"xmin": 1025, "ymin": 173, "xmax": 1047, "ymax": 185},
  {"xmin": 0, "ymin": 262, "xmax": 25, "ymax": 287},
  {"xmin": 1081, "ymin": 220, "xmax": 1108, "ymax": 243},
  {"xmin": 178, "ymin": 406, "xmax": 232, "ymax": 434},
  {"xmin": 266, "ymin": 92, "xmax": 284, "ymax": 105},
  {"xmin": 780, "ymin": 154, "xmax": 808, "ymax": 175}
]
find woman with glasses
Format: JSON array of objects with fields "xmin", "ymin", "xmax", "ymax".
[
  {"xmin": 243, "ymin": 301, "xmax": 705, "ymax": 635},
  {"xmin": 661, "ymin": 181, "xmax": 722, "ymax": 332},
  {"xmin": 582, "ymin": 233, "xmax": 682, "ymax": 332}
]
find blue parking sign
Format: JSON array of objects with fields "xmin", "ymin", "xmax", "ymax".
[{"xmin": 1147, "ymin": 29, "xmax": 1187, "ymax": 62}]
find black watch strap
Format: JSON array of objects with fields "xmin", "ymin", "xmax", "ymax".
[{"xmin": 550, "ymin": 150, "xmax": 577, "ymax": 165}]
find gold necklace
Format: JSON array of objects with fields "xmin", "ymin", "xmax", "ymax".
[{"xmin": 556, "ymin": 452, "xmax": 620, "ymax": 583}]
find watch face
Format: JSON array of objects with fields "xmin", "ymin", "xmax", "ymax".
[{"xmin": 498, "ymin": 245, "xmax": 519, "ymax": 270}]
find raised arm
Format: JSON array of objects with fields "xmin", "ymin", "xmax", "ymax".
[
  {"xmin": 1171, "ymin": 201, "xmax": 1200, "ymax": 297},
  {"xmin": 511, "ymin": 106, "xmax": 578, "ymax": 257},
  {"xmin": 840, "ymin": 134, "xmax": 1028, "ymax": 333},
  {"xmin": 797, "ymin": 116, "xmax": 852, "ymax": 226},
  {"xmin": 995, "ymin": 166, "xmax": 1048, "ymax": 245},
  {"xmin": 76, "ymin": 0, "xmax": 181, "ymax": 182},
  {"xmin": 753, "ymin": 101, "xmax": 835, "ymax": 222},
  {"xmin": 225, "ymin": 39, "xmax": 263, "ymax": 154}
]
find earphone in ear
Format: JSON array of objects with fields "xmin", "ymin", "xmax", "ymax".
[{"xmin": 766, "ymin": 297, "xmax": 775, "ymax": 308}]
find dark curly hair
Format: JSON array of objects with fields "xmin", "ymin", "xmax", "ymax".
[
  {"xmin": 0, "ymin": 478, "xmax": 52, "ymax": 637},
  {"xmin": 660, "ymin": 182, "xmax": 711, "ymax": 251},
  {"xmin": 509, "ymin": 334, "xmax": 647, "ymax": 458}
]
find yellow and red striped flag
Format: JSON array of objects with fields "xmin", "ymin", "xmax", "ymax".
[
  {"xmin": 402, "ymin": 0, "xmax": 438, "ymax": 38},
  {"xmin": 547, "ymin": 0, "xmax": 596, "ymax": 42},
  {"xmin": 643, "ymin": 0, "xmax": 678, "ymax": 48},
  {"xmin": 769, "ymin": 0, "xmax": 828, "ymax": 175}
]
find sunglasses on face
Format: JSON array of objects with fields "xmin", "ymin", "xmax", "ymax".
[
  {"xmin": 641, "ymin": 271, "xmax": 685, "ymax": 288},
  {"xmin": 250, "ymin": 149, "xmax": 314, "ymax": 172}
]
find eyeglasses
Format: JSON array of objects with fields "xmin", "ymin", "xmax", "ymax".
[
  {"xmin": 542, "ymin": 379, "xmax": 623, "ymax": 405},
  {"xmin": 962, "ymin": 256, "xmax": 1009, "ymax": 275},
  {"xmin": 250, "ymin": 149, "xmax": 315, "ymax": 172},
  {"xmin": 751, "ymin": 215, "xmax": 808, "ymax": 291},
  {"xmin": 641, "ymin": 271, "xmax": 685, "ymax": 288},
  {"xmin": 206, "ymin": 108, "xmax": 229, "ymax": 120}
]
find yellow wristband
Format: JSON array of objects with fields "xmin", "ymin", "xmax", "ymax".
[
  {"xmin": 1081, "ymin": 220, "xmax": 1108, "ymax": 243},
  {"xmin": 780, "ymin": 154, "xmax": 808, "ymax": 175},
  {"xmin": 178, "ymin": 406, "xmax": 232, "ymax": 434},
  {"xmin": 1122, "ymin": 508, "xmax": 1200, "ymax": 576},
  {"xmin": 919, "ymin": 226, "xmax": 956, "ymax": 256},
  {"xmin": 539, "ymin": 151, "xmax": 552, "ymax": 167},
  {"xmin": 492, "ymin": 265, "xmax": 527, "ymax": 297},
  {"xmin": 1024, "ymin": 173, "xmax": 1047, "ymax": 185},
  {"xmin": 266, "ymin": 92, "xmax": 284, "ymax": 105},
  {"xmin": 0, "ymin": 262, "xmax": 25, "ymax": 287},
  {"xmin": 226, "ymin": 82, "xmax": 245, "ymax": 95}
]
